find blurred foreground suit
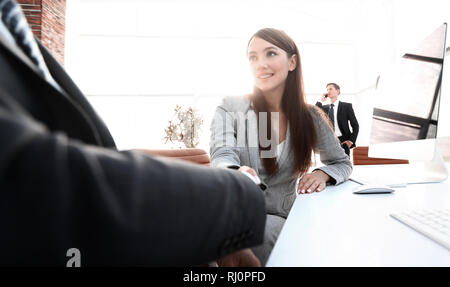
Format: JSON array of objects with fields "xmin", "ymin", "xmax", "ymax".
[{"xmin": 0, "ymin": 15, "xmax": 265, "ymax": 265}]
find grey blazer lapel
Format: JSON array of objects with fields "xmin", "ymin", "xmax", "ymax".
[
  {"xmin": 277, "ymin": 123, "xmax": 290, "ymax": 165},
  {"xmin": 246, "ymin": 109, "xmax": 260, "ymax": 174}
]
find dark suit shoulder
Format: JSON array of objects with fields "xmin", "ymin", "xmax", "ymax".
[
  {"xmin": 339, "ymin": 101, "xmax": 352, "ymax": 108},
  {"xmin": 315, "ymin": 101, "xmax": 329, "ymax": 107}
]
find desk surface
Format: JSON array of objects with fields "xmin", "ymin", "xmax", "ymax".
[{"xmin": 266, "ymin": 164, "xmax": 450, "ymax": 267}]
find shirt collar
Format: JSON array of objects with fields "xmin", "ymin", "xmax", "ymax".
[{"xmin": 0, "ymin": 18, "xmax": 16, "ymax": 46}]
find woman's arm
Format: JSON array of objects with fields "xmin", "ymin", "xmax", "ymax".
[
  {"xmin": 311, "ymin": 106, "xmax": 353, "ymax": 185},
  {"xmin": 297, "ymin": 107, "xmax": 352, "ymax": 193},
  {"xmin": 209, "ymin": 101, "xmax": 242, "ymax": 169}
]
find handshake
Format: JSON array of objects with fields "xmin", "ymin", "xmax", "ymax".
[{"xmin": 238, "ymin": 166, "xmax": 267, "ymax": 190}]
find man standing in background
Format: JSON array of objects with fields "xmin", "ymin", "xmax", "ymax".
[{"xmin": 316, "ymin": 83, "xmax": 359, "ymax": 156}]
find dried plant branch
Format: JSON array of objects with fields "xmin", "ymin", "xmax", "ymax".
[{"xmin": 163, "ymin": 105, "xmax": 203, "ymax": 148}]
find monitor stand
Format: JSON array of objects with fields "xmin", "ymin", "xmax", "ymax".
[
  {"xmin": 408, "ymin": 144, "xmax": 448, "ymax": 184},
  {"xmin": 350, "ymin": 144, "xmax": 448, "ymax": 187}
]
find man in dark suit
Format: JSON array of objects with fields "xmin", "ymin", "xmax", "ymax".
[
  {"xmin": 0, "ymin": 0, "xmax": 265, "ymax": 266},
  {"xmin": 316, "ymin": 83, "xmax": 359, "ymax": 156}
]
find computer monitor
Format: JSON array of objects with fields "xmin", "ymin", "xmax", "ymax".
[{"xmin": 366, "ymin": 23, "xmax": 448, "ymax": 185}]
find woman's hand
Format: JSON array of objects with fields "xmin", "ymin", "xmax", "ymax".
[{"xmin": 297, "ymin": 170, "xmax": 330, "ymax": 194}]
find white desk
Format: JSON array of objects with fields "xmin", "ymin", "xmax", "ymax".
[{"xmin": 266, "ymin": 164, "xmax": 450, "ymax": 267}]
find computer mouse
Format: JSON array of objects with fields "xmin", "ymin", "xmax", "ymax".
[{"xmin": 352, "ymin": 185, "xmax": 395, "ymax": 194}]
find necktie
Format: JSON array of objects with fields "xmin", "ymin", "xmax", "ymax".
[
  {"xmin": 0, "ymin": 0, "xmax": 52, "ymax": 80},
  {"xmin": 329, "ymin": 103, "xmax": 335, "ymax": 130}
]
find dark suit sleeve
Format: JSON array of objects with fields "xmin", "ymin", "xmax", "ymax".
[
  {"xmin": 315, "ymin": 101, "xmax": 323, "ymax": 109},
  {"xmin": 0, "ymin": 101, "xmax": 266, "ymax": 266},
  {"xmin": 315, "ymin": 101, "xmax": 329, "ymax": 114},
  {"xmin": 347, "ymin": 103, "xmax": 359, "ymax": 146}
]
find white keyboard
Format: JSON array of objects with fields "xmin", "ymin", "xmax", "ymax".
[{"xmin": 390, "ymin": 209, "xmax": 450, "ymax": 250}]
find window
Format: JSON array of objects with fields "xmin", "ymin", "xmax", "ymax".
[{"xmin": 65, "ymin": 0, "xmax": 358, "ymax": 149}]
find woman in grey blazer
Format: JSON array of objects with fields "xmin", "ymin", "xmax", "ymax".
[{"xmin": 210, "ymin": 28, "xmax": 352, "ymax": 265}]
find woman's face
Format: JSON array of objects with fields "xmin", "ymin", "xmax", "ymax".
[{"xmin": 247, "ymin": 37, "xmax": 296, "ymax": 94}]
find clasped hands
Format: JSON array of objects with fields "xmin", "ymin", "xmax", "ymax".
[{"xmin": 215, "ymin": 167, "xmax": 331, "ymax": 267}]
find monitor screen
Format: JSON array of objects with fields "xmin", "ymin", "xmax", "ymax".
[{"xmin": 368, "ymin": 23, "xmax": 447, "ymax": 161}]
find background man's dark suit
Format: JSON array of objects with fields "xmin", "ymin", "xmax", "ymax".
[
  {"xmin": 316, "ymin": 101, "xmax": 359, "ymax": 155},
  {"xmin": 0, "ymin": 26, "xmax": 266, "ymax": 265}
]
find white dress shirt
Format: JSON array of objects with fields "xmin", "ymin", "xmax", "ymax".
[{"xmin": 330, "ymin": 99, "xmax": 343, "ymax": 137}]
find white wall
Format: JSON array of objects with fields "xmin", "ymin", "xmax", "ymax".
[{"xmin": 65, "ymin": 0, "xmax": 450, "ymax": 150}]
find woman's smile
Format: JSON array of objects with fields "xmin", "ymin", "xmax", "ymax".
[{"xmin": 257, "ymin": 73, "xmax": 274, "ymax": 79}]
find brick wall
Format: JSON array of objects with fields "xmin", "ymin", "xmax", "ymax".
[{"xmin": 17, "ymin": 0, "xmax": 66, "ymax": 66}]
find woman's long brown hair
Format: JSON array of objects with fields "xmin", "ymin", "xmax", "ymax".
[{"xmin": 249, "ymin": 28, "xmax": 317, "ymax": 176}]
